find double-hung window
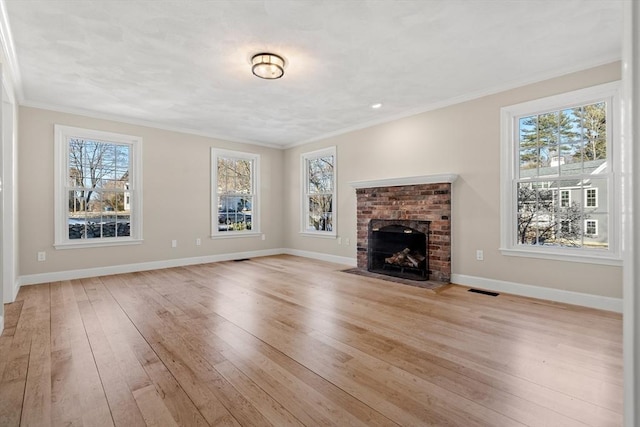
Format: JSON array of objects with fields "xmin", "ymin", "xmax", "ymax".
[
  {"xmin": 500, "ymin": 82, "xmax": 620, "ymax": 265},
  {"xmin": 301, "ymin": 147, "xmax": 336, "ymax": 236},
  {"xmin": 54, "ymin": 125, "xmax": 143, "ymax": 248},
  {"xmin": 211, "ymin": 148, "xmax": 260, "ymax": 237}
]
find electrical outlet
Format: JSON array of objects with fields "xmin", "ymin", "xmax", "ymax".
[
  {"xmin": 345, "ymin": 238, "xmax": 350, "ymax": 246},
  {"xmin": 171, "ymin": 240, "xmax": 177, "ymax": 248},
  {"xmin": 337, "ymin": 237, "xmax": 342, "ymax": 245},
  {"xmin": 476, "ymin": 250, "xmax": 484, "ymax": 261},
  {"xmin": 261, "ymin": 234, "xmax": 266, "ymax": 241},
  {"xmin": 195, "ymin": 238, "xmax": 201, "ymax": 246},
  {"xmin": 37, "ymin": 251, "xmax": 46, "ymax": 261}
]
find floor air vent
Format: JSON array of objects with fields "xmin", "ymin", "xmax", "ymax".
[
  {"xmin": 233, "ymin": 258, "xmax": 251, "ymax": 262},
  {"xmin": 468, "ymin": 288, "xmax": 499, "ymax": 297}
]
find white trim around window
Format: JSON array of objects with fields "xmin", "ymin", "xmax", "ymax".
[
  {"xmin": 585, "ymin": 187, "xmax": 598, "ymax": 208},
  {"xmin": 300, "ymin": 146, "xmax": 337, "ymax": 238},
  {"xmin": 560, "ymin": 189, "xmax": 571, "ymax": 208},
  {"xmin": 585, "ymin": 219, "xmax": 599, "ymax": 237},
  {"xmin": 54, "ymin": 125, "xmax": 143, "ymax": 249},
  {"xmin": 499, "ymin": 82, "xmax": 622, "ymax": 265},
  {"xmin": 211, "ymin": 148, "xmax": 261, "ymax": 239}
]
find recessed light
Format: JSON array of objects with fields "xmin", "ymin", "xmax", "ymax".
[{"xmin": 371, "ymin": 103, "xmax": 382, "ymax": 109}]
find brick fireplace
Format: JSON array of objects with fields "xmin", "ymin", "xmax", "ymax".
[{"xmin": 351, "ymin": 175, "xmax": 457, "ymax": 283}]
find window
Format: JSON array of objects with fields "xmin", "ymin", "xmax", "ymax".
[
  {"xmin": 560, "ymin": 190, "xmax": 571, "ymax": 208},
  {"xmin": 500, "ymin": 82, "xmax": 620, "ymax": 264},
  {"xmin": 54, "ymin": 125, "xmax": 142, "ymax": 248},
  {"xmin": 585, "ymin": 188, "xmax": 598, "ymax": 207},
  {"xmin": 211, "ymin": 149, "xmax": 260, "ymax": 237},
  {"xmin": 301, "ymin": 147, "xmax": 336, "ymax": 236},
  {"xmin": 585, "ymin": 219, "xmax": 598, "ymax": 236}
]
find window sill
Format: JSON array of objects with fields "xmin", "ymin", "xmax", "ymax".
[
  {"xmin": 499, "ymin": 247, "xmax": 622, "ymax": 266},
  {"xmin": 299, "ymin": 231, "xmax": 337, "ymax": 239},
  {"xmin": 210, "ymin": 232, "xmax": 262, "ymax": 239},
  {"xmin": 55, "ymin": 238, "xmax": 143, "ymax": 250}
]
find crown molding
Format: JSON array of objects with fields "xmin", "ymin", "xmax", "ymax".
[
  {"xmin": 21, "ymin": 99, "xmax": 285, "ymax": 150},
  {"xmin": 0, "ymin": 0, "xmax": 23, "ymax": 103}
]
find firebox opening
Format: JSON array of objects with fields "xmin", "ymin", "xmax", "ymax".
[{"xmin": 367, "ymin": 221, "xmax": 430, "ymax": 281}]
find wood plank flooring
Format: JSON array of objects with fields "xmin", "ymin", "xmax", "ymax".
[{"xmin": 0, "ymin": 255, "xmax": 623, "ymax": 426}]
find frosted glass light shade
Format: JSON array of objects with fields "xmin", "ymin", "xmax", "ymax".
[{"xmin": 251, "ymin": 53, "xmax": 285, "ymax": 79}]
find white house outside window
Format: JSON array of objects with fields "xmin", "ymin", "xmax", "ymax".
[
  {"xmin": 211, "ymin": 148, "xmax": 260, "ymax": 238},
  {"xmin": 301, "ymin": 146, "xmax": 336, "ymax": 237},
  {"xmin": 500, "ymin": 82, "xmax": 620, "ymax": 265},
  {"xmin": 54, "ymin": 125, "xmax": 143, "ymax": 248}
]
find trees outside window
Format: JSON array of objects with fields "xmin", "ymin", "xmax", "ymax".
[
  {"xmin": 211, "ymin": 149, "xmax": 259, "ymax": 236},
  {"xmin": 301, "ymin": 147, "xmax": 336, "ymax": 236},
  {"xmin": 54, "ymin": 125, "xmax": 142, "ymax": 248},
  {"xmin": 500, "ymin": 82, "xmax": 620, "ymax": 264}
]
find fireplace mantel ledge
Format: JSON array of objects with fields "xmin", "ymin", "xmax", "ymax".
[{"xmin": 349, "ymin": 174, "xmax": 459, "ymax": 189}]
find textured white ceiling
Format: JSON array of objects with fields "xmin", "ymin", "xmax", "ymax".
[{"xmin": 3, "ymin": 0, "xmax": 623, "ymax": 147}]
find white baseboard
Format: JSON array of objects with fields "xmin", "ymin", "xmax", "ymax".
[
  {"xmin": 18, "ymin": 248, "xmax": 285, "ymax": 286},
  {"xmin": 282, "ymin": 248, "xmax": 357, "ymax": 267},
  {"xmin": 451, "ymin": 273, "xmax": 623, "ymax": 313},
  {"xmin": 16, "ymin": 250, "xmax": 619, "ymax": 313},
  {"xmin": 0, "ymin": 313, "xmax": 4, "ymax": 336}
]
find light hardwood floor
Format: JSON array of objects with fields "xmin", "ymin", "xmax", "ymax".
[{"xmin": 0, "ymin": 255, "xmax": 622, "ymax": 426}]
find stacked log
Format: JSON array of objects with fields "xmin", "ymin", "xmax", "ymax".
[{"xmin": 384, "ymin": 248, "xmax": 426, "ymax": 268}]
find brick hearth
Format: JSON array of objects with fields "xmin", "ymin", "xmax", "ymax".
[{"xmin": 356, "ymin": 183, "xmax": 452, "ymax": 282}]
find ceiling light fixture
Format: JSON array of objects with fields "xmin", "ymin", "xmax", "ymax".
[
  {"xmin": 371, "ymin": 103, "xmax": 382, "ymax": 109},
  {"xmin": 251, "ymin": 53, "xmax": 285, "ymax": 80}
]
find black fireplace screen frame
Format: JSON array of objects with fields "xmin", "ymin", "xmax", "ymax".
[{"xmin": 367, "ymin": 219, "xmax": 430, "ymax": 281}]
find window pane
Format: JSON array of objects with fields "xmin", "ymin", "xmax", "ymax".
[
  {"xmin": 580, "ymin": 102, "xmax": 607, "ymax": 162},
  {"xmin": 68, "ymin": 216, "xmax": 86, "ymax": 239},
  {"xmin": 519, "ymin": 148, "xmax": 538, "ymax": 174},
  {"xmin": 556, "ymin": 108, "xmax": 580, "ymax": 175},
  {"xmin": 554, "ymin": 180, "xmax": 583, "ymax": 247},
  {"xmin": 217, "ymin": 157, "xmax": 252, "ymax": 195},
  {"xmin": 519, "ymin": 115, "xmax": 537, "ymax": 151},
  {"xmin": 584, "ymin": 215, "xmax": 608, "ymax": 249},
  {"xmin": 218, "ymin": 195, "xmax": 252, "ymax": 232},
  {"xmin": 117, "ymin": 214, "xmax": 131, "ymax": 237},
  {"xmin": 307, "ymin": 195, "xmax": 333, "ymax": 231},
  {"xmin": 236, "ymin": 159, "xmax": 252, "ymax": 193},
  {"xmin": 308, "ymin": 156, "xmax": 334, "ymax": 194},
  {"xmin": 517, "ymin": 181, "xmax": 555, "ymax": 245}
]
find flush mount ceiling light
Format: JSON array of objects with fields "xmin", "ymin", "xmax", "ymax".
[{"xmin": 251, "ymin": 53, "xmax": 285, "ymax": 80}]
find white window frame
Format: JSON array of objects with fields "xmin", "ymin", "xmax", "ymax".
[
  {"xmin": 211, "ymin": 148, "xmax": 260, "ymax": 239},
  {"xmin": 300, "ymin": 146, "xmax": 337, "ymax": 238},
  {"xmin": 54, "ymin": 125, "xmax": 143, "ymax": 249},
  {"xmin": 499, "ymin": 82, "xmax": 621, "ymax": 265},
  {"xmin": 585, "ymin": 187, "xmax": 598, "ymax": 208},
  {"xmin": 559, "ymin": 189, "xmax": 571, "ymax": 208},
  {"xmin": 585, "ymin": 219, "xmax": 598, "ymax": 237}
]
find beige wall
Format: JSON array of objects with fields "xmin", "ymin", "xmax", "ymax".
[
  {"xmin": 19, "ymin": 107, "xmax": 284, "ymax": 276},
  {"xmin": 18, "ymin": 62, "xmax": 623, "ymax": 299},
  {"xmin": 283, "ymin": 62, "xmax": 623, "ymax": 299}
]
